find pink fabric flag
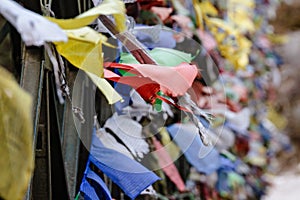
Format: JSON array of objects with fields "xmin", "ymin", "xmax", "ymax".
[
  {"xmin": 104, "ymin": 62, "xmax": 198, "ymax": 111},
  {"xmin": 152, "ymin": 137, "xmax": 186, "ymax": 192},
  {"xmin": 197, "ymin": 30, "xmax": 217, "ymax": 51},
  {"xmin": 105, "ymin": 62, "xmax": 198, "ymax": 97}
]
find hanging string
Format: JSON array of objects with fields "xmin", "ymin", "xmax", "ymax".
[
  {"xmin": 40, "ymin": 0, "xmax": 54, "ymax": 17},
  {"xmin": 39, "ymin": 0, "xmax": 86, "ymax": 124},
  {"xmin": 44, "ymin": 43, "xmax": 86, "ymax": 124},
  {"xmin": 77, "ymin": 0, "xmax": 82, "ymax": 14}
]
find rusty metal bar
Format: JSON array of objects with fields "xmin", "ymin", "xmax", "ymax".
[
  {"xmin": 99, "ymin": 15, "xmax": 157, "ymax": 65},
  {"xmin": 20, "ymin": 46, "xmax": 44, "ymax": 144},
  {"xmin": 20, "ymin": 46, "xmax": 46, "ymax": 200}
]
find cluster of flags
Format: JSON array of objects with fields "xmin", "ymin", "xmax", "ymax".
[{"xmin": 0, "ymin": 0, "xmax": 292, "ymax": 199}]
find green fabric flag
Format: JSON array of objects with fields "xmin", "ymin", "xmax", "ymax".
[{"xmin": 119, "ymin": 47, "xmax": 194, "ymax": 66}]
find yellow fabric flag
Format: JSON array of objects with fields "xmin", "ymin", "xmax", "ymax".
[
  {"xmin": 0, "ymin": 67, "xmax": 34, "ymax": 200},
  {"xmin": 229, "ymin": 0, "xmax": 255, "ymax": 9},
  {"xmin": 192, "ymin": 0, "xmax": 203, "ymax": 29},
  {"xmin": 227, "ymin": 0, "xmax": 255, "ymax": 33},
  {"xmin": 49, "ymin": 0, "xmax": 126, "ymax": 77},
  {"xmin": 267, "ymin": 34, "xmax": 288, "ymax": 45},
  {"xmin": 47, "ymin": 0, "xmax": 126, "ymax": 32},
  {"xmin": 199, "ymin": 1, "xmax": 218, "ymax": 17},
  {"xmin": 228, "ymin": 9, "xmax": 255, "ymax": 33},
  {"xmin": 205, "ymin": 17, "xmax": 252, "ymax": 70},
  {"xmin": 193, "ymin": 0, "xmax": 218, "ymax": 29},
  {"xmin": 86, "ymin": 72, "xmax": 123, "ymax": 104},
  {"xmin": 205, "ymin": 17, "xmax": 237, "ymax": 35},
  {"xmin": 55, "ymin": 27, "xmax": 106, "ymax": 77},
  {"xmin": 160, "ymin": 127, "xmax": 181, "ymax": 161},
  {"xmin": 267, "ymin": 105, "xmax": 287, "ymax": 130}
]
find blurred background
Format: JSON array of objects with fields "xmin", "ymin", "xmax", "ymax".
[{"xmin": 264, "ymin": 0, "xmax": 300, "ymax": 199}]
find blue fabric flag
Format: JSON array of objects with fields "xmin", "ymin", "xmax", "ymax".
[
  {"xmin": 89, "ymin": 128, "xmax": 160, "ymax": 199},
  {"xmin": 258, "ymin": 123, "xmax": 272, "ymax": 143},
  {"xmin": 114, "ymin": 83, "xmax": 132, "ymax": 114},
  {"xmin": 218, "ymin": 155, "xmax": 236, "ymax": 172},
  {"xmin": 224, "ymin": 121, "xmax": 249, "ymax": 137},
  {"xmin": 167, "ymin": 123, "xmax": 220, "ymax": 174},
  {"xmin": 80, "ymin": 179, "xmax": 100, "ymax": 200},
  {"xmin": 134, "ymin": 25, "xmax": 176, "ymax": 49},
  {"xmin": 80, "ymin": 160, "xmax": 112, "ymax": 200}
]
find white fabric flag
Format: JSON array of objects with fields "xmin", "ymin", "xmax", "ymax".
[{"xmin": 0, "ymin": 0, "xmax": 67, "ymax": 46}]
